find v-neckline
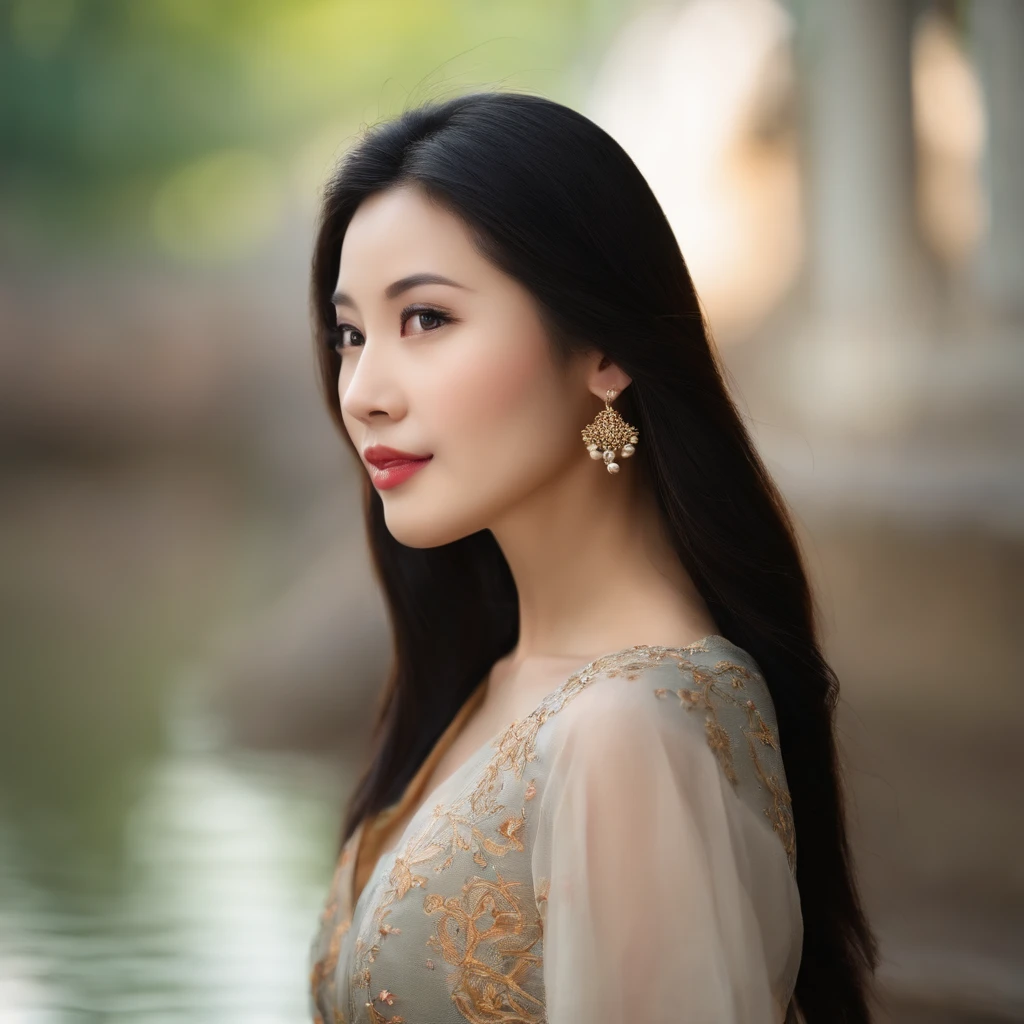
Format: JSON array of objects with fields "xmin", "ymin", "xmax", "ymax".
[
  {"xmin": 348, "ymin": 674, "xmax": 491, "ymax": 910},
  {"xmin": 348, "ymin": 634, "xmax": 727, "ymax": 910}
]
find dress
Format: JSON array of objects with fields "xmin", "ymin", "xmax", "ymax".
[{"xmin": 308, "ymin": 634, "xmax": 803, "ymax": 1024}]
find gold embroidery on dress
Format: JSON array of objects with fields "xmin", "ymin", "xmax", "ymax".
[
  {"xmin": 424, "ymin": 871, "xmax": 545, "ymax": 1023},
  {"xmin": 370, "ymin": 648, "xmax": 642, "ymax": 891},
  {"xmin": 338, "ymin": 818, "xmax": 449, "ymax": 1020},
  {"xmin": 350, "ymin": 946, "xmax": 406, "ymax": 1023},
  {"xmin": 310, "ymin": 839, "xmax": 357, "ymax": 1024},
  {"xmin": 309, "ymin": 637, "xmax": 786, "ymax": 1021},
  {"xmin": 653, "ymin": 657, "xmax": 797, "ymax": 869},
  {"xmin": 319, "ymin": 644, "xmax": 685, "ymax": 1019}
]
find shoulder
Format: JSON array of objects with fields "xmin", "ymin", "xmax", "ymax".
[
  {"xmin": 544, "ymin": 636, "xmax": 796, "ymax": 869},
  {"xmin": 551, "ymin": 635, "xmax": 775, "ymax": 744}
]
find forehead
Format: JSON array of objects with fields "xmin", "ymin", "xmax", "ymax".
[{"xmin": 337, "ymin": 185, "xmax": 480, "ymax": 282}]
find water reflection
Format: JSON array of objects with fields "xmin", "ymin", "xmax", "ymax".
[{"xmin": 1, "ymin": 673, "xmax": 347, "ymax": 1024}]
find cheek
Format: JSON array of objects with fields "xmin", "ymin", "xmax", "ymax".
[{"xmin": 427, "ymin": 329, "xmax": 570, "ymax": 459}]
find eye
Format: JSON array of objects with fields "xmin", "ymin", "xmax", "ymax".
[
  {"xmin": 401, "ymin": 305, "xmax": 453, "ymax": 334},
  {"xmin": 329, "ymin": 305, "xmax": 455, "ymax": 355},
  {"xmin": 401, "ymin": 307, "xmax": 450, "ymax": 331},
  {"xmin": 331, "ymin": 324, "xmax": 364, "ymax": 353}
]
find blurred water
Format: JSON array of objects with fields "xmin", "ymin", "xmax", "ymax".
[{"xmin": 0, "ymin": 673, "xmax": 346, "ymax": 1024}]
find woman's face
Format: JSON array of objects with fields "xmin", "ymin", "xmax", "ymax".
[{"xmin": 332, "ymin": 184, "xmax": 607, "ymax": 549}]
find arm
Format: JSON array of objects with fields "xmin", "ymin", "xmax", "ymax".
[{"xmin": 531, "ymin": 677, "xmax": 802, "ymax": 1023}]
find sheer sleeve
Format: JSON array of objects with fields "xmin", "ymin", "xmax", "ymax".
[{"xmin": 531, "ymin": 665, "xmax": 803, "ymax": 1024}]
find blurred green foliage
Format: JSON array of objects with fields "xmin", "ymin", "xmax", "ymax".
[{"xmin": 0, "ymin": 0, "xmax": 621, "ymax": 254}]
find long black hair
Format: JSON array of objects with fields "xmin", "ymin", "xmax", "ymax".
[{"xmin": 309, "ymin": 89, "xmax": 877, "ymax": 1023}]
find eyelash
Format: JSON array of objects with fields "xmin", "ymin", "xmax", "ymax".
[{"xmin": 330, "ymin": 305, "xmax": 455, "ymax": 353}]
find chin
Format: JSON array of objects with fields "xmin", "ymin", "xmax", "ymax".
[{"xmin": 380, "ymin": 502, "xmax": 486, "ymax": 549}]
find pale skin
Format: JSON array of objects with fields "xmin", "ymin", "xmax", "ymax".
[{"xmin": 333, "ymin": 183, "xmax": 719, "ymax": 859}]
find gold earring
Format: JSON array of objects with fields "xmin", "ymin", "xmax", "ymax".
[{"xmin": 581, "ymin": 388, "xmax": 639, "ymax": 474}]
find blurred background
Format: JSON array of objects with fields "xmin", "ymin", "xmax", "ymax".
[{"xmin": 1, "ymin": 0, "xmax": 1021, "ymax": 1021}]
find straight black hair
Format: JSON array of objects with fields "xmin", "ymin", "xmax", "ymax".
[{"xmin": 309, "ymin": 89, "xmax": 878, "ymax": 1023}]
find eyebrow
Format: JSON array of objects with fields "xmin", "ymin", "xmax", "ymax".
[{"xmin": 331, "ymin": 273, "xmax": 471, "ymax": 309}]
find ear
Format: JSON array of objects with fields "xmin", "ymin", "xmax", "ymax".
[{"xmin": 585, "ymin": 353, "xmax": 632, "ymax": 403}]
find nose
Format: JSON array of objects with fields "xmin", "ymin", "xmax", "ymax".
[{"xmin": 338, "ymin": 334, "xmax": 407, "ymax": 426}]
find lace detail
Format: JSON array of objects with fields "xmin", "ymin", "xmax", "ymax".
[
  {"xmin": 308, "ymin": 636, "xmax": 799, "ymax": 1021},
  {"xmin": 335, "ymin": 645, "xmax": 683, "ymax": 1018},
  {"xmin": 309, "ymin": 843, "xmax": 355, "ymax": 1023},
  {"xmin": 423, "ymin": 871, "xmax": 545, "ymax": 1022},
  {"xmin": 653, "ymin": 655, "xmax": 797, "ymax": 869}
]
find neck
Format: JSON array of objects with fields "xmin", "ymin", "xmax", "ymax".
[{"xmin": 489, "ymin": 456, "xmax": 716, "ymax": 667}]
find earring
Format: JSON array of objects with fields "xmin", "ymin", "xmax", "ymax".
[{"xmin": 581, "ymin": 388, "xmax": 639, "ymax": 474}]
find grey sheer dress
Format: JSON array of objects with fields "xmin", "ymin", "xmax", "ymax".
[{"xmin": 308, "ymin": 634, "xmax": 803, "ymax": 1023}]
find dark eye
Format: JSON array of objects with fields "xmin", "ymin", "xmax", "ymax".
[
  {"xmin": 331, "ymin": 325, "xmax": 364, "ymax": 353},
  {"xmin": 402, "ymin": 306, "xmax": 452, "ymax": 333}
]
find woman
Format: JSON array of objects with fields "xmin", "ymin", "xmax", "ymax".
[{"xmin": 306, "ymin": 91, "xmax": 877, "ymax": 1023}]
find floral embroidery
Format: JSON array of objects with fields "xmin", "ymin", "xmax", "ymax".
[
  {"xmin": 424, "ymin": 871, "xmax": 545, "ymax": 1023},
  {"xmin": 351, "ymin": 946, "xmax": 405, "ymax": 1023},
  {"xmin": 308, "ymin": 636, "xmax": 796, "ymax": 1021},
  {"xmin": 653, "ymin": 656, "xmax": 797, "ymax": 869},
  {"xmin": 369, "ymin": 645, "xmax": 658, "ymax": 901},
  {"xmin": 310, "ymin": 838, "xmax": 357, "ymax": 1024}
]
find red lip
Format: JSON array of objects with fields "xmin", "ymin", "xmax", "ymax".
[
  {"xmin": 363, "ymin": 445, "xmax": 433, "ymax": 490},
  {"xmin": 363, "ymin": 444, "xmax": 433, "ymax": 468}
]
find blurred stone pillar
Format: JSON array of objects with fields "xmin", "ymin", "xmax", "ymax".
[
  {"xmin": 748, "ymin": 0, "xmax": 1024, "ymax": 534},
  {"xmin": 970, "ymin": 0, "xmax": 1024, "ymax": 318},
  {"xmin": 798, "ymin": 0, "xmax": 923, "ymax": 316},
  {"xmin": 784, "ymin": 0, "xmax": 932, "ymax": 436}
]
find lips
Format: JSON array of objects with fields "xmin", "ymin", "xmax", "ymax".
[
  {"xmin": 372, "ymin": 456, "xmax": 430, "ymax": 468},
  {"xmin": 363, "ymin": 444, "xmax": 433, "ymax": 469},
  {"xmin": 363, "ymin": 445, "xmax": 433, "ymax": 490}
]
